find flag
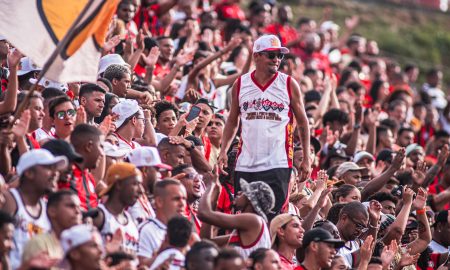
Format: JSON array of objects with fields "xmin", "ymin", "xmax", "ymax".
[{"xmin": 0, "ymin": 0, "xmax": 119, "ymax": 83}]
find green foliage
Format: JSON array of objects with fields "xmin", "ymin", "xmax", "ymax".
[{"xmin": 280, "ymin": 0, "xmax": 450, "ymax": 86}]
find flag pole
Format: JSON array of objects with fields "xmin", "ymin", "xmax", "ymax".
[{"xmin": 9, "ymin": 0, "xmax": 98, "ymax": 128}]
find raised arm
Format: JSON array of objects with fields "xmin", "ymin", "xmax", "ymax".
[
  {"xmin": 408, "ymin": 188, "xmax": 431, "ymax": 255},
  {"xmin": 0, "ymin": 49, "xmax": 21, "ymax": 114},
  {"xmin": 382, "ymin": 187, "xmax": 414, "ymax": 245},
  {"xmin": 361, "ymin": 148, "xmax": 405, "ymax": 200}
]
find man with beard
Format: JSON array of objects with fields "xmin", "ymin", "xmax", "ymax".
[
  {"xmin": 138, "ymin": 179, "xmax": 187, "ymax": 266},
  {"xmin": 126, "ymin": 146, "xmax": 172, "ymax": 224},
  {"xmin": 69, "ymin": 124, "xmax": 105, "ymax": 211},
  {"xmin": 270, "ymin": 213, "xmax": 304, "ymax": 270},
  {"xmin": 93, "ymin": 163, "xmax": 141, "ymax": 253},
  {"xmin": 172, "ymin": 164, "xmax": 204, "ymax": 233},
  {"xmin": 0, "ymin": 149, "xmax": 67, "ymax": 269},
  {"xmin": 78, "ymin": 83, "xmax": 106, "ymax": 126},
  {"xmin": 22, "ymin": 190, "xmax": 83, "ymax": 265},
  {"xmin": 295, "ymin": 228, "xmax": 344, "ymax": 270},
  {"xmin": 218, "ymin": 35, "xmax": 311, "ymax": 215}
]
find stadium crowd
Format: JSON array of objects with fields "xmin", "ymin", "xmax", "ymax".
[{"xmin": 0, "ymin": 0, "xmax": 450, "ymax": 269}]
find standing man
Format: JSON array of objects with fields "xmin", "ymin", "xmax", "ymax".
[{"xmin": 218, "ymin": 35, "xmax": 311, "ymax": 214}]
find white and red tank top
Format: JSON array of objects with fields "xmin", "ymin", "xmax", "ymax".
[
  {"xmin": 236, "ymin": 71, "xmax": 294, "ymax": 172},
  {"xmin": 228, "ymin": 217, "xmax": 271, "ymax": 259}
]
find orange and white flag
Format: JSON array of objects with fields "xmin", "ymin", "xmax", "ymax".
[{"xmin": 0, "ymin": 0, "xmax": 119, "ymax": 83}]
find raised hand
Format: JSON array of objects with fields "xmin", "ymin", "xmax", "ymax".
[
  {"xmin": 98, "ymin": 115, "xmax": 113, "ymax": 135},
  {"xmin": 399, "ymin": 250, "xmax": 420, "ymax": 267},
  {"xmin": 381, "ymin": 240, "xmax": 398, "ymax": 268},
  {"xmin": 360, "ymin": 235, "xmax": 375, "ymax": 264},
  {"xmin": 412, "ymin": 188, "xmax": 427, "ymax": 210},
  {"xmin": 103, "ymin": 35, "xmax": 121, "ymax": 53},
  {"xmin": 345, "ymin": 15, "xmax": 360, "ymax": 30},
  {"xmin": 368, "ymin": 200, "xmax": 382, "ymax": 223},
  {"xmin": 412, "ymin": 160, "xmax": 427, "ymax": 186},
  {"xmin": 402, "ymin": 187, "xmax": 416, "ymax": 205},
  {"xmin": 390, "ymin": 148, "xmax": 406, "ymax": 171},
  {"xmin": 12, "ymin": 109, "xmax": 30, "ymax": 137},
  {"xmin": 175, "ymin": 49, "xmax": 195, "ymax": 67},
  {"xmin": 142, "ymin": 46, "xmax": 160, "ymax": 68},
  {"xmin": 75, "ymin": 106, "xmax": 86, "ymax": 126},
  {"xmin": 354, "ymin": 101, "xmax": 363, "ymax": 125},
  {"xmin": 315, "ymin": 170, "xmax": 328, "ymax": 190},
  {"xmin": 7, "ymin": 49, "xmax": 23, "ymax": 68}
]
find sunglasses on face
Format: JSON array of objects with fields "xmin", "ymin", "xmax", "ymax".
[
  {"xmin": 349, "ymin": 216, "xmax": 368, "ymax": 233},
  {"xmin": 55, "ymin": 109, "xmax": 76, "ymax": 120},
  {"xmin": 260, "ymin": 51, "xmax": 285, "ymax": 60}
]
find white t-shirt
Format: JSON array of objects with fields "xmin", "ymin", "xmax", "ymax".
[
  {"xmin": 128, "ymin": 197, "xmax": 155, "ymax": 225},
  {"xmin": 138, "ymin": 218, "xmax": 167, "ymax": 258},
  {"xmin": 149, "ymin": 248, "xmax": 185, "ymax": 270},
  {"xmin": 337, "ymin": 240, "xmax": 361, "ymax": 268},
  {"xmin": 429, "ymin": 240, "xmax": 447, "ymax": 253}
]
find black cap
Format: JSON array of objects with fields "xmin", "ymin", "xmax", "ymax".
[
  {"xmin": 433, "ymin": 210, "xmax": 448, "ymax": 227},
  {"xmin": 42, "ymin": 139, "xmax": 84, "ymax": 163},
  {"xmin": 302, "ymin": 228, "xmax": 345, "ymax": 249},
  {"xmin": 195, "ymin": 98, "xmax": 217, "ymax": 112},
  {"xmin": 376, "ymin": 149, "xmax": 394, "ymax": 163}
]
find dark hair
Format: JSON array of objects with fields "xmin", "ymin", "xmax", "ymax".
[
  {"xmin": 248, "ymin": 248, "xmax": 270, "ymax": 270},
  {"xmin": 333, "ymin": 184, "xmax": 357, "ymax": 202},
  {"xmin": 16, "ymin": 91, "xmax": 43, "ymax": 113},
  {"xmin": 144, "ymin": 37, "xmax": 158, "ymax": 50},
  {"xmin": 388, "ymin": 99, "xmax": 406, "ymax": 112},
  {"xmin": 47, "ymin": 190, "xmax": 77, "ymax": 209},
  {"xmin": 79, "ymin": 83, "xmax": 106, "ymax": 98},
  {"xmin": 48, "ymin": 95, "xmax": 73, "ymax": 118},
  {"xmin": 154, "ymin": 100, "xmax": 179, "ymax": 121},
  {"xmin": 404, "ymin": 63, "xmax": 418, "ymax": 73},
  {"xmin": 42, "ymin": 87, "xmax": 65, "ymax": 101},
  {"xmin": 369, "ymin": 257, "xmax": 383, "ymax": 266},
  {"xmin": 369, "ymin": 79, "xmax": 385, "ymax": 104},
  {"xmin": 367, "ymin": 192, "xmax": 398, "ymax": 205},
  {"xmin": 435, "ymin": 130, "xmax": 450, "ymax": 139},
  {"xmin": 227, "ymin": 45, "xmax": 245, "ymax": 63},
  {"xmin": 339, "ymin": 201, "xmax": 368, "ymax": 220},
  {"xmin": 303, "ymin": 68, "xmax": 318, "ymax": 77},
  {"xmin": 154, "ymin": 179, "xmax": 182, "ymax": 198},
  {"xmin": 379, "ymin": 119, "xmax": 398, "ymax": 134},
  {"xmin": 304, "ymin": 90, "xmax": 321, "ymax": 104},
  {"xmin": 167, "ymin": 216, "xmax": 192, "ymax": 247},
  {"xmin": 172, "ymin": 164, "xmax": 192, "ymax": 177},
  {"xmin": 338, "ymin": 68, "xmax": 356, "ymax": 87},
  {"xmin": 322, "ymin": 109, "xmax": 349, "ymax": 126},
  {"xmin": 105, "ymin": 252, "xmax": 135, "ymax": 267},
  {"xmin": 103, "ymin": 64, "xmax": 130, "ymax": 83},
  {"xmin": 346, "ymin": 81, "xmax": 364, "ymax": 93},
  {"xmin": 214, "ymin": 248, "xmax": 243, "ymax": 267},
  {"xmin": 327, "ymin": 203, "xmax": 346, "ymax": 224},
  {"xmin": 95, "ymin": 93, "xmax": 119, "ymax": 124},
  {"xmin": 0, "ymin": 210, "xmax": 15, "ymax": 228},
  {"xmin": 397, "ymin": 126, "xmax": 414, "ymax": 137},
  {"xmin": 185, "ymin": 241, "xmax": 219, "ymax": 270},
  {"xmin": 70, "ymin": 124, "xmax": 102, "ymax": 150},
  {"xmin": 97, "ymin": 78, "xmax": 113, "ymax": 92}
]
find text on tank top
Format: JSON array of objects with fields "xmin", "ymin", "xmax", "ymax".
[{"xmin": 236, "ymin": 71, "xmax": 294, "ymax": 172}]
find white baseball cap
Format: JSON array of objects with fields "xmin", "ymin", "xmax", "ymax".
[
  {"xmin": 353, "ymin": 151, "xmax": 375, "ymax": 163},
  {"xmin": 0, "ymin": 35, "xmax": 6, "ymax": 41},
  {"xmin": 17, "ymin": 149, "xmax": 68, "ymax": 176},
  {"xmin": 17, "ymin": 57, "xmax": 41, "ymax": 76},
  {"xmin": 253, "ymin": 35, "xmax": 289, "ymax": 54},
  {"xmin": 103, "ymin": 142, "xmax": 130, "ymax": 158},
  {"xmin": 61, "ymin": 224, "xmax": 100, "ymax": 255},
  {"xmin": 320, "ymin": 21, "xmax": 340, "ymax": 32},
  {"xmin": 98, "ymin": 54, "xmax": 128, "ymax": 75},
  {"xmin": 29, "ymin": 77, "xmax": 68, "ymax": 92},
  {"xmin": 112, "ymin": 99, "xmax": 142, "ymax": 129},
  {"xmin": 335, "ymin": 161, "xmax": 365, "ymax": 178},
  {"xmin": 127, "ymin": 146, "xmax": 172, "ymax": 170}
]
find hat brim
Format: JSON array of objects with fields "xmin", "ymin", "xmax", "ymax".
[
  {"xmin": 154, "ymin": 163, "xmax": 172, "ymax": 170},
  {"xmin": 40, "ymin": 156, "xmax": 68, "ymax": 172},
  {"xmin": 263, "ymin": 47, "xmax": 290, "ymax": 54},
  {"xmin": 323, "ymin": 239, "xmax": 345, "ymax": 249},
  {"xmin": 240, "ymin": 179, "xmax": 269, "ymax": 222}
]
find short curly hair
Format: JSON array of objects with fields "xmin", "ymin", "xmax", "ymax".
[
  {"xmin": 154, "ymin": 100, "xmax": 179, "ymax": 121},
  {"xmin": 103, "ymin": 64, "xmax": 130, "ymax": 83}
]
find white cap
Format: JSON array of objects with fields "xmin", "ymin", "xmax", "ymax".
[
  {"xmin": 253, "ymin": 35, "xmax": 289, "ymax": 54},
  {"xmin": 0, "ymin": 35, "xmax": 6, "ymax": 41},
  {"xmin": 112, "ymin": 99, "xmax": 142, "ymax": 129},
  {"xmin": 103, "ymin": 142, "xmax": 130, "ymax": 158},
  {"xmin": 320, "ymin": 21, "xmax": 340, "ymax": 32},
  {"xmin": 17, "ymin": 149, "xmax": 68, "ymax": 176},
  {"xmin": 29, "ymin": 77, "xmax": 68, "ymax": 92},
  {"xmin": 127, "ymin": 146, "xmax": 172, "ymax": 170},
  {"xmin": 17, "ymin": 57, "xmax": 41, "ymax": 76},
  {"xmin": 405, "ymin": 143, "xmax": 424, "ymax": 156},
  {"xmin": 61, "ymin": 224, "xmax": 99, "ymax": 255},
  {"xmin": 98, "ymin": 54, "xmax": 128, "ymax": 74},
  {"xmin": 335, "ymin": 161, "xmax": 365, "ymax": 178},
  {"xmin": 353, "ymin": 151, "xmax": 375, "ymax": 163}
]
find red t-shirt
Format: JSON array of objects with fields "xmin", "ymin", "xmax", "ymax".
[
  {"xmin": 202, "ymin": 135, "xmax": 212, "ymax": 161},
  {"xmin": 59, "ymin": 164, "xmax": 98, "ymax": 211},
  {"xmin": 215, "ymin": 2, "xmax": 245, "ymax": 21},
  {"xmin": 294, "ymin": 265, "xmax": 306, "ymax": 270},
  {"xmin": 279, "ymin": 253, "xmax": 296, "ymax": 270},
  {"xmin": 217, "ymin": 182, "xmax": 234, "ymax": 215},
  {"xmin": 185, "ymin": 204, "xmax": 201, "ymax": 234},
  {"xmin": 264, "ymin": 23, "xmax": 298, "ymax": 45},
  {"xmin": 134, "ymin": 63, "xmax": 146, "ymax": 78},
  {"xmin": 133, "ymin": 4, "xmax": 165, "ymax": 36},
  {"xmin": 154, "ymin": 62, "xmax": 171, "ymax": 78}
]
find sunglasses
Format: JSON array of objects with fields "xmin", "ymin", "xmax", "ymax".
[
  {"xmin": 260, "ymin": 51, "xmax": 285, "ymax": 60},
  {"xmin": 186, "ymin": 173, "xmax": 203, "ymax": 181},
  {"xmin": 55, "ymin": 109, "xmax": 77, "ymax": 120},
  {"xmin": 349, "ymin": 216, "xmax": 368, "ymax": 233}
]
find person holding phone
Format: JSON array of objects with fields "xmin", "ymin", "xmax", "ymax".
[{"xmin": 218, "ymin": 35, "xmax": 311, "ymax": 216}]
